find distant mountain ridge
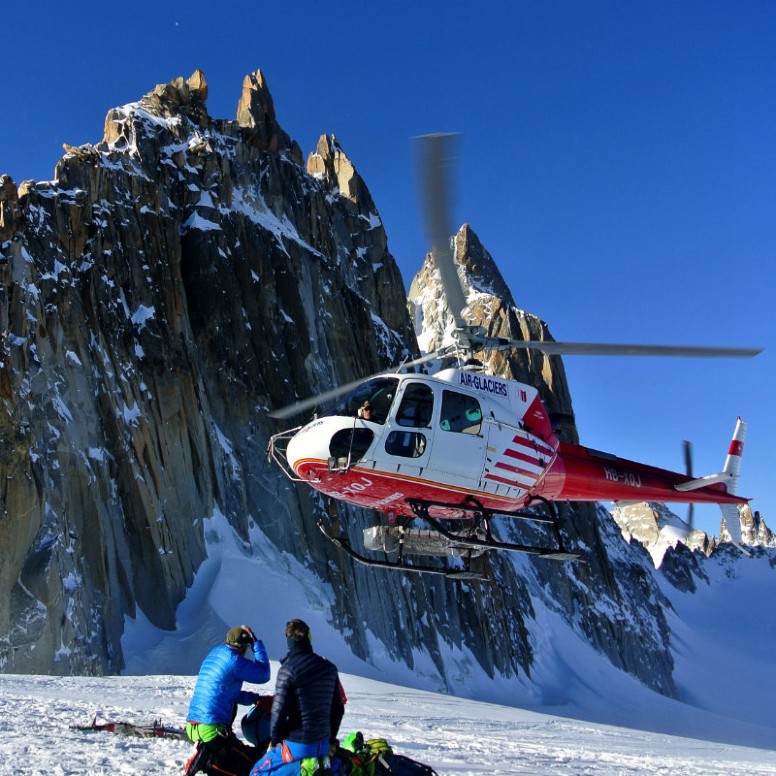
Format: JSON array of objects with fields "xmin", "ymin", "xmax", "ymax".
[
  {"xmin": 0, "ymin": 68, "xmax": 770, "ymax": 726},
  {"xmin": 613, "ymin": 502, "xmax": 774, "ymax": 565}
]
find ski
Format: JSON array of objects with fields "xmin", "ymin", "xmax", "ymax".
[{"xmin": 70, "ymin": 715, "xmax": 187, "ymax": 740}]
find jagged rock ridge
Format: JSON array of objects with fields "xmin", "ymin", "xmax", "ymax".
[
  {"xmin": 613, "ymin": 502, "xmax": 773, "ymax": 566},
  {"xmin": 0, "ymin": 68, "xmax": 679, "ymax": 699}
]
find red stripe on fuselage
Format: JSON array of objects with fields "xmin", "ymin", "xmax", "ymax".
[
  {"xmin": 503, "ymin": 448, "xmax": 545, "ymax": 469},
  {"xmin": 485, "ymin": 472, "xmax": 531, "ymax": 489},
  {"xmin": 511, "ymin": 434, "xmax": 555, "ymax": 456}
]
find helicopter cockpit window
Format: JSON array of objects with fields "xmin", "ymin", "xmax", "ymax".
[
  {"xmin": 325, "ymin": 377, "xmax": 398, "ymax": 425},
  {"xmin": 439, "ymin": 390, "xmax": 482, "ymax": 435},
  {"xmin": 330, "ymin": 428, "xmax": 373, "ymax": 463},
  {"xmin": 395, "ymin": 383, "xmax": 433, "ymax": 427}
]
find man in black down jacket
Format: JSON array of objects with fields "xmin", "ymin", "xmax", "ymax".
[{"xmin": 250, "ymin": 619, "xmax": 344, "ymax": 774}]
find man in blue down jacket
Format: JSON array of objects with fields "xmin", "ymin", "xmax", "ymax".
[
  {"xmin": 186, "ymin": 625, "xmax": 271, "ymax": 776},
  {"xmin": 251, "ymin": 619, "xmax": 345, "ymax": 774}
]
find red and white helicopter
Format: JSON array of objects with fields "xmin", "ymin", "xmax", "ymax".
[{"xmin": 268, "ymin": 135, "xmax": 761, "ymax": 580}]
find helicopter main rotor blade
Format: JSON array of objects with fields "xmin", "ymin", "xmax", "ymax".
[
  {"xmin": 416, "ymin": 133, "xmax": 469, "ymax": 330},
  {"xmin": 269, "ymin": 375, "xmax": 378, "ymax": 420},
  {"xmin": 477, "ymin": 336, "xmax": 762, "ymax": 358},
  {"xmin": 268, "ymin": 349, "xmax": 447, "ymax": 420}
]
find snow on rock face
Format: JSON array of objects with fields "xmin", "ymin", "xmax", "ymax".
[
  {"xmin": 613, "ymin": 501, "xmax": 775, "ymax": 567},
  {"xmin": 0, "ymin": 69, "xmax": 412, "ymax": 674}
]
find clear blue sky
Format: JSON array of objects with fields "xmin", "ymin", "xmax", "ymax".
[{"xmin": 3, "ymin": 1, "xmax": 773, "ymax": 536}]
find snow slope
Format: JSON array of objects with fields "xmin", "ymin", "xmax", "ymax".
[
  {"xmin": 121, "ymin": 512, "xmax": 776, "ymax": 751},
  {"xmin": 3, "ymin": 672, "xmax": 775, "ymax": 776}
]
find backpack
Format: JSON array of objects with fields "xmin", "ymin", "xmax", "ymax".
[
  {"xmin": 336, "ymin": 733, "xmax": 438, "ymax": 776},
  {"xmin": 240, "ymin": 699, "xmax": 272, "ymax": 749}
]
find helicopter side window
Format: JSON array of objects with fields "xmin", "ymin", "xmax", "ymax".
[
  {"xmin": 439, "ymin": 390, "xmax": 482, "ymax": 435},
  {"xmin": 395, "ymin": 383, "xmax": 433, "ymax": 427},
  {"xmin": 385, "ymin": 430, "xmax": 426, "ymax": 458}
]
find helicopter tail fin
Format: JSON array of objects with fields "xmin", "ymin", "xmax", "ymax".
[
  {"xmin": 720, "ymin": 416, "xmax": 746, "ymax": 496},
  {"xmin": 674, "ymin": 417, "xmax": 746, "ymax": 497},
  {"xmin": 718, "ymin": 418, "xmax": 750, "ymax": 552},
  {"xmin": 673, "ymin": 417, "xmax": 750, "ymax": 551}
]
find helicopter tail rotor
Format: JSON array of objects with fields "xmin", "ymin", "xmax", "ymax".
[{"xmin": 683, "ymin": 439, "xmax": 695, "ymax": 530}]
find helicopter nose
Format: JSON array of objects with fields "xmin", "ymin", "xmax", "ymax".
[
  {"xmin": 285, "ymin": 421, "xmax": 376, "ymax": 476},
  {"xmin": 285, "ymin": 428, "xmax": 318, "ymax": 472}
]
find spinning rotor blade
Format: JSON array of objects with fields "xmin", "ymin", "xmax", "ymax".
[
  {"xmin": 475, "ymin": 336, "xmax": 762, "ymax": 359},
  {"xmin": 416, "ymin": 133, "xmax": 469, "ymax": 330},
  {"xmin": 414, "ymin": 134, "xmax": 762, "ymax": 363},
  {"xmin": 268, "ymin": 349, "xmax": 446, "ymax": 420}
]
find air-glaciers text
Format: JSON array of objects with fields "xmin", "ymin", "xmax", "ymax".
[{"xmin": 458, "ymin": 372, "xmax": 509, "ymax": 397}]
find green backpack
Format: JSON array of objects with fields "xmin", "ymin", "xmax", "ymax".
[{"xmin": 340, "ymin": 732, "xmax": 393, "ymax": 775}]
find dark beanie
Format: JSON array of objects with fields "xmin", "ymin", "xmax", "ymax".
[{"xmin": 226, "ymin": 627, "xmax": 253, "ymax": 648}]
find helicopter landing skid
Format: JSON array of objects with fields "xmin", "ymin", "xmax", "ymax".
[
  {"xmin": 407, "ymin": 495, "xmax": 580, "ymax": 562},
  {"xmin": 316, "ymin": 519, "xmax": 489, "ymax": 581}
]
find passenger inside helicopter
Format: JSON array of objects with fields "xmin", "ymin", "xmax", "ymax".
[{"xmin": 439, "ymin": 390, "xmax": 482, "ymax": 434}]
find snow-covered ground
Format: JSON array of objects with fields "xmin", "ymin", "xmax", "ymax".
[{"xmin": 3, "ymin": 671, "xmax": 776, "ymax": 776}]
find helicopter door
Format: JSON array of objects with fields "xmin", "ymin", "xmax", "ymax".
[
  {"xmin": 426, "ymin": 389, "xmax": 486, "ymax": 485},
  {"xmin": 382, "ymin": 382, "xmax": 433, "ymax": 462}
]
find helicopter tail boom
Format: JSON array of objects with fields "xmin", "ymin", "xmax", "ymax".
[{"xmin": 538, "ymin": 419, "xmax": 750, "ymax": 508}]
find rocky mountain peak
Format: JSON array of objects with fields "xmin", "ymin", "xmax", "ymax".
[
  {"xmin": 0, "ymin": 67, "xmax": 416, "ymax": 673},
  {"xmin": 236, "ymin": 69, "xmax": 298, "ymax": 158},
  {"xmin": 454, "ymin": 224, "xmax": 516, "ymax": 304},
  {"xmin": 726, "ymin": 505, "xmax": 775, "ymax": 547},
  {"xmin": 613, "ymin": 501, "xmax": 772, "ymax": 566},
  {"xmin": 307, "ymin": 134, "xmax": 373, "ymax": 207},
  {"xmin": 612, "ymin": 502, "xmax": 711, "ymax": 565},
  {"xmin": 141, "ymin": 68, "xmax": 210, "ymax": 126}
]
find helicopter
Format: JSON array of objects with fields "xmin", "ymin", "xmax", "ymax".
[{"xmin": 267, "ymin": 134, "xmax": 761, "ymax": 581}]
